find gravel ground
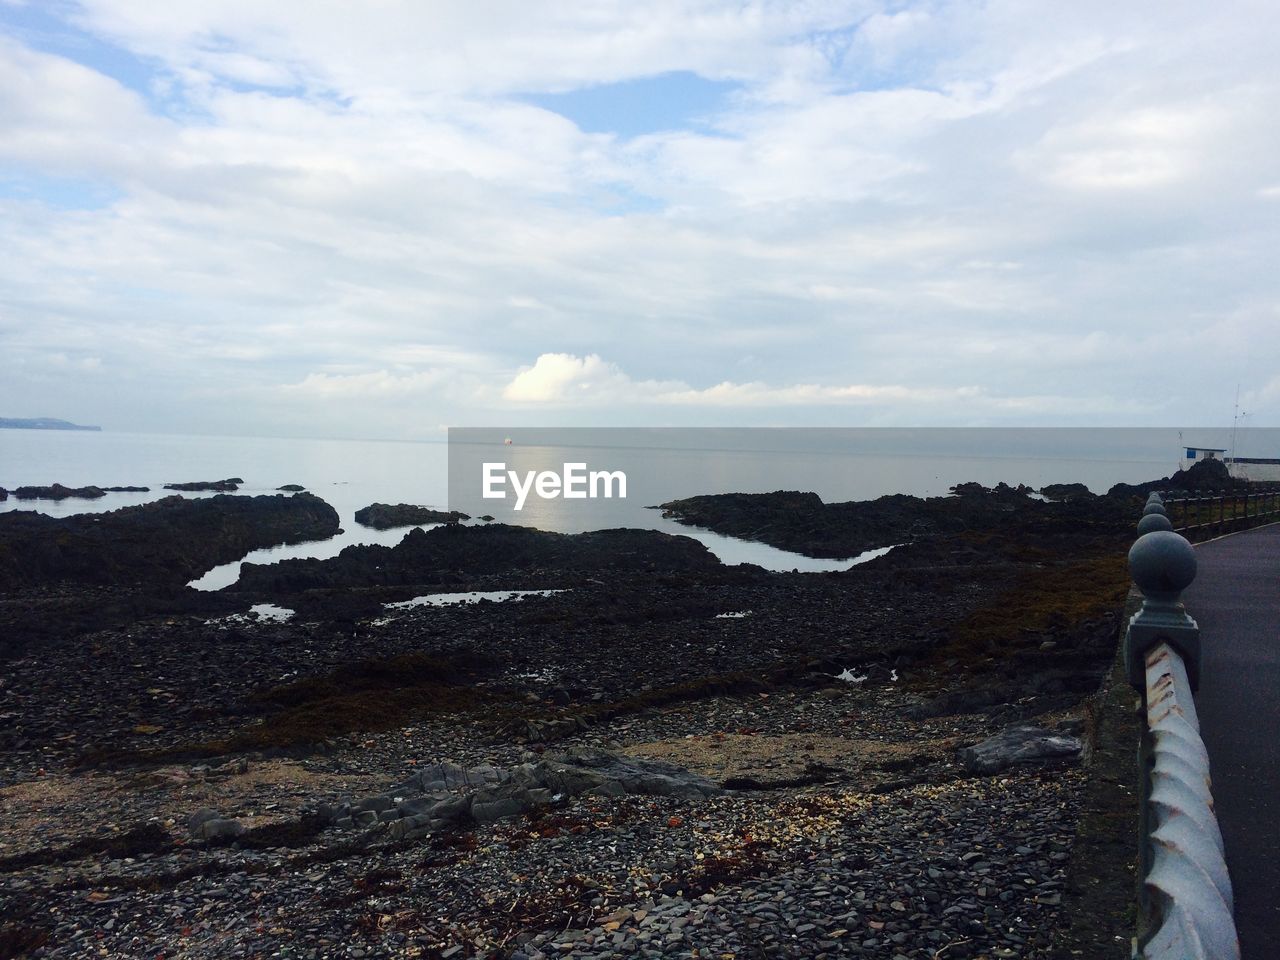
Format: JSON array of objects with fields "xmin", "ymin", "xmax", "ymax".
[
  {"xmin": 0, "ymin": 523, "xmax": 1124, "ymax": 958},
  {"xmin": 2, "ymin": 665, "xmax": 1088, "ymax": 960},
  {"xmin": 4, "ymin": 766, "xmax": 1082, "ymax": 960}
]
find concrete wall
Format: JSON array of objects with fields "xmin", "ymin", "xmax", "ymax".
[{"xmin": 1229, "ymin": 460, "xmax": 1280, "ymax": 482}]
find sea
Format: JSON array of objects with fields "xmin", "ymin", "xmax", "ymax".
[{"xmin": 1, "ymin": 426, "xmax": 1265, "ymax": 589}]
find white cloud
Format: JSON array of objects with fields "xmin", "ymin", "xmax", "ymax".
[
  {"xmin": 280, "ymin": 369, "xmax": 448, "ymax": 398},
  {"xmin": 1020, "ymin": 101, "xmax": 1233, "ymax": 192},
  {"xmin": 2, "ymin": 1, "xmax": 1280, "ymax": 432},
  {"xmin": 504, "ymin": 353, "xmax": 640, "ymax": 403},
  {"xmin": 0, "ymin": 37, "xmax": 165, "ymax": 177},
  {"xmin": 63, "ymin": 1, "xmax": 877, "ymax": 97},
  {"xmin": 659, "ymin": 380, "xmax": 982, "ymax": 407},
  {"xmin": 498, "ymin": 352, "xmax": 1128, "ymax": 415}
]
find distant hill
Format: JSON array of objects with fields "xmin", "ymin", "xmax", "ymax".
[{"xmin": 0, "ymin": 418, "xmax": 102, "ymax": 431}]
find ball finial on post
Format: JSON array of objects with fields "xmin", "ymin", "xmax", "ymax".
[
  {"xmin": 1137, "ymin": 513, "xmax": 1173, "ymax": 535},
  {"xmin": 1124, "ymin": 529, "xmax": 1201, "ymax": 689},
  {"xmin": 1129, "ymin": 531, "xmax": 1198, "ymax": 602}
]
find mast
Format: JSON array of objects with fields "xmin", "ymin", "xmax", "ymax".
[{"xmin": 1230, "ymin": 385, "xmax": 1240, "ymax": 477}]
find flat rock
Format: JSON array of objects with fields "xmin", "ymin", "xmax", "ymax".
[
  {"xmin": 323, "ymin": 750, "xmax": 721, "ymax": 832},
  {"xmin": 527, "ymin": 749, "xmax": 722, "ymax": 801},
  {"xmin": 958, "ymin": 724, "xmax": 1082, "ymax": 774}
]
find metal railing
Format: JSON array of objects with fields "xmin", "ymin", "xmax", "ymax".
[
  {"xmin": 1126, "ymin": 493, "xmax": 1240, "ymax": 960},
  {"xmin": 1161, "ymin": 484, "xmax": 1280, "ymax": 541}
]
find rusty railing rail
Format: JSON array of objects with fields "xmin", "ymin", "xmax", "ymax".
[{"xmin": 1160, "ymin": 484, "xmax": 1280, "ymax": 541}]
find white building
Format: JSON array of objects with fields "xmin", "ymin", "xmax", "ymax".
[
  {"xmin": 1180, "ymin": 445, "xmax": 1280, "ymax": 482},
  {"xmin": 1181, "ymin": 446, "xmax": 1226, "ymax": 466},
  {"xmin": 1227, "ymin": 456, "xmax": 1280, "ymax": 482}
]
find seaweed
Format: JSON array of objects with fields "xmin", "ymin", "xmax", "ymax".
[
  {"xmin": 76, "ymin": 651, "xmax": 503, "ymax": 767},
  {"xmin": 933, "ymin": 552, "xmax": 1130, "ymax": 666}
]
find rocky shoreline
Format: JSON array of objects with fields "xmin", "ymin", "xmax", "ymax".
[{"xmin": 0, "ymin": 479, "xmax": 1148, "ymax": 958}]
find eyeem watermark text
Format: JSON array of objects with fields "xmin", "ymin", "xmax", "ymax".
[{"xmin": 482, "ymin": 462, "xmax": 627, "ymax": 511}]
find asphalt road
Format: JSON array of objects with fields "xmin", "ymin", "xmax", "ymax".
[{"xmin": 1183, "ymin": 522, "xmax": 1280, "ymax": 959}]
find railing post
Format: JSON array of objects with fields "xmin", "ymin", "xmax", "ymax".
[
  {"xmin": 1126, "ymin": 493, "xmax": 1201, "ymax": 690},
  {"xmin": 1128, "ymin": 492, "xmax": 1239, "ymax": 960}
]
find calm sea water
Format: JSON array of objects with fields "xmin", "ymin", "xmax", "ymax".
[{"xmin": 0, "ymin": 427, "xmax": 1255, "ymax": 586}]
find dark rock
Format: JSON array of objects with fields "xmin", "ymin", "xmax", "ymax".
[
  {"xmin": 232, "ymin": 523, "xmax": 720, "ymax": 593},
  {"xmin": 428, "ymin": 797, "xmax": 473, "ymax": 824},
  {"xmin": 658, "ymin": 484, "xmax": 1132, "ymax": 560},
  {"xmin": 905, "ymin": 687, "xmax": 1010, "ymax": 719},
  {"xmin": 0, "ymin": 487, "xmax": 6, "ymax": 501},
  {"xmin": 353, "ymin": 502, "xmax": 470, "ymax": 529},
  {"xmin": 163, "ymin": 478, "xmax": 242, "ymax": 492},
  {"xmin": 0, "ymin": 492, "xmax": 340, "ymax": 589},
  {"xmin": 197, "ymin": 818, "xmax": 245, "ymax": 840},
  {"xmin": 471, "ymin": 794, "xmax": 529, "ymax": 823},
  {"xmin": 410, "ymin": 762, "xmax": 503, "ymax": 792},
  {"xmin": 326, "ymin": 751, "xmax": 720, "ymax": 833},
  {"xmin": 1108, "ymin": 458, "xmax": 1236, "ymax": 498},
  {"xmin": 277, "ymin": 484, "xmax": 305, "ymax": 491},
  {"xmin": 395, "ymin": 797, "xmax": 438, "ymax": 817},
  {"xmin": 187, "ymin": 808, "xmax": 222, "ymax": 835},
  {"xmin": 13, "ymin": 484, "xmax": 106, "ymax": 500},
  {"xmin": 1039, "ymin": 483, "xmax": 1094, "ymax": 501},
  {"xmin": 388, "ymin": 815, "xmax": 433, "ymax": 840},
  {"xmin": 958, "ymin": 725, "xmax": 1082, "ymax": 774},
  {"xmin": 100, "ymin": 486, "xmax": 150, "ymax": 493},
  {"xmin": 536, "ymin": 749, "xmax": 722, "ymax": 800}
]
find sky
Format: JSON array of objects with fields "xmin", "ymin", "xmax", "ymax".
[{"xmin": 1, "ymin": 1, "xmax": 1278, "ymax": 439}]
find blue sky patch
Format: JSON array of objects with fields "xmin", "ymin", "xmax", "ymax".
[
  {"xmin": 521, "ymin": 71, "xmax": 740, "ymax": 138},
  {"xmin": 0, "ymin": 3, "xmax": 159, "ymax": 102},
  {"xmin": 0, "ymin": 170, "xmax": 122, "ymax": 211}
]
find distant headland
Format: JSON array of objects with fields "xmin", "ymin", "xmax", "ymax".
[{"xmin": 0, "ymin": 417, "xmax": 102, "ymax": 431}]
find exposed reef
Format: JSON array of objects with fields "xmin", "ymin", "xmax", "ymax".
[
  {"xmin": 659, "ymin": 481, "xmax": 1135, "ymax": 560},
  {"xmin": 163, "ymin": 478, "xmax": 243, "ymax": 492},
  {"xmin": 0, "ymin": 492, "xmax": 339, "ymax": 589},
  {"xmin": 353, "ymin": 502, "xmax": 469, "ymax": 529},
  {"xmin": 231, "ymin": 523, "xmax": 720, "ymax": 594},
  {"xmin": 13, "ymin": 483, "xmax": 106, "ymax": 500},
  {"xmin": 1040, "ymin": 482, "xmax": 1095, "ymax": 501},
  {"xmin": 9, "ymin": 483, "xmax": 151, "ymax": 500},
  {"xmin": 1106, "ymin": 456, "xmax": 1237, "ymax": 497}
]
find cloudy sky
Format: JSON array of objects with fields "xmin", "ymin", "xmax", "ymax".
[{"xmin": 1, "ymin": 1, "xmax": 1278, "ymax": 439}]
